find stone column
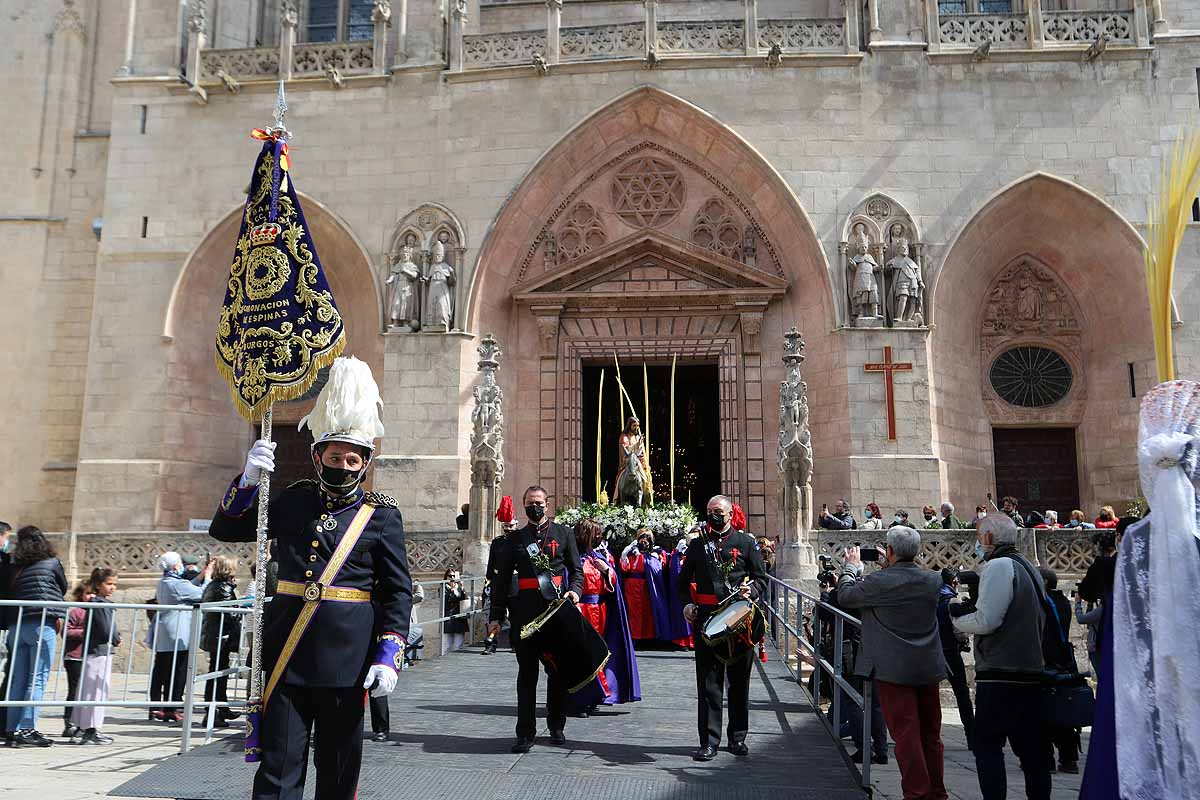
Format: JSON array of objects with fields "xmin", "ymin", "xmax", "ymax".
[
  {"xmin": 545, "ymin": 0, "xmax": 562, "ymax": 65},
  {"xmin": 776, "ymin": 327, "xmax": 817, "ymax": 583},
  {"xmin": 449, "ymin": 0, "xmax": 467, "ymax": 72},
  {"xmin": 643, "ymin": 0, "xmax": 658, "ymax": 58},
  {"xmin": 465, "ymin": 334, "xmax": 505, "ymax": 578},
  {"xmin": 866, "ymin": 0, "xmax": 882, "ymax": 45},
  {"xmin": 116, "ymin": 0, "xmax": 137, "ymax": 76},
  {"xmin": 743, "ymin": 0, "xmax": 758, "ymax": 55},
  {"xmin": 924, "ymin": 0, "xmax": 940, "ymax": 53},
  {"xmin": 185, "ymin": 0, "xmax": 208, "ymax": 83},
  {"xmin": 391, "ymin": 0, "xmax": 409, "ymax": 67},
  {"xmin": 279, "ymin": 1, "xmax": 297, "ymax": 81},
  {"xmin": 372, "ymin": 0, "xmax": 391, "ymax": 74},
  {"xmin": 844, "ymin": 0, "xmax": 861, "ymax": 53},
  {"xmin": 1026, "ymin": 0, "xmax": 1044, "ymax": 49},
  {"xmin": 1150, "ymin": 0, "xmax": 1168, "ymax": 35}
]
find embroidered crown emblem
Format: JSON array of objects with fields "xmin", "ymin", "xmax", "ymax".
[{"xmin": 250, "ymin": 221, "xmax": 282, "ymax": 247}]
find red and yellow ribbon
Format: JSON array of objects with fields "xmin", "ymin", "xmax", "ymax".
[{"xmin": 251, "ymin": 128, "xmax": 290, "ymax": 171}]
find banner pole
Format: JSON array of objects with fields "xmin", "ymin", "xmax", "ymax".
[{"xmin": 249, "ymin": 404, "xmax": 272, "ymax": 702}]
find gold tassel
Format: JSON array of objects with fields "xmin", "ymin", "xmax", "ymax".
[{"xmin": 1145, "ymin": 127, "xmax": 1200, "ymax": 383}]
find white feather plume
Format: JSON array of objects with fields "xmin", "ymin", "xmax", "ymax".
[{"xmin": 298, "ymin": 356, "xmax": 385, "ymax": 444}]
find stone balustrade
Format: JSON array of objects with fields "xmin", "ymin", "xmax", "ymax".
[
  {"xmin": 927, "ymin": 0, "xmax": 1147, "ymax": 53},
  {"xmin": 45, "ymin": 529, "xmax": 464, "ymax": 585},
  {"xmin": 815, "ymin": 527, "xmax": 1100, "ymax": 579}
]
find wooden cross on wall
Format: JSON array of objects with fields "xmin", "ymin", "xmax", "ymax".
[{"xmin": 863, "ymin": 346, "xmax": 913, "ymax": 441}]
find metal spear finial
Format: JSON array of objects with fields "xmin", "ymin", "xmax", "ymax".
[{"xmin": 267, "ymin": 80, "xmax": 291, "ymax": 141}]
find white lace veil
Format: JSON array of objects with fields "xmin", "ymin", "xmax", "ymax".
[{"xmin": 1113, "ymin": 380, "xmax": 1200, "ymax": 800}]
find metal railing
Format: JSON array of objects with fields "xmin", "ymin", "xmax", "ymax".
[
  {"xmin": 0, "ymin": 576, "xmax": 486, "ymax": 753},
  {"xmin": 762, "ymin": 574, "xmax": 875, "ymax": 790}
]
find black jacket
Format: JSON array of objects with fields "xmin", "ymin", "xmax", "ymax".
[
  {"xmin": 675, "ymin": 527, "xmax": 768, "ymax": 611},
  {"xmin": 210, "ymin": 478, "xmax": 413, "ymax": 688},
  {"xmin": 81, "ymin": 597, "xmax": 121, "ymax": 656},
  {"xmin": 486, "ymin": 521, "xmax": 583, "ymax": 628},
  {"xmin": 1041, "ymin": 589, "xmax": 1076, "ymax": 672},
  {"xmin": 443, "ymin": 584, "xmax": 468, "ymax": 634},
  {"xmin": 9, "ymin": 558, "xmax": 68, "ymax": 621},
  {"xmin": 200, "ymin": 579, "xmax": 242, "ymax": 653}
]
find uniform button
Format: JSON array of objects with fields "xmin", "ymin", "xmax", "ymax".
[
  {"xmin": 311, "ymin": 540, "xmax": 320, "ymax": 548},
  {"xmin": 305, "ymin": 570, "xmax": 313, "ymax": 578},
  {"xmin": 309, "ymin": 555, "xmax": 317, "ymax": 562},
  {"xmin": 320, "ymin": 514, "xmax": 329, "ymax": 520}
]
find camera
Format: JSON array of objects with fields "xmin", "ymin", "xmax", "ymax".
[
  {"xmin": 860, "ymin": 547, "xmax": 881, "ymax": 562},
  {"xmin": 816, "ymin": 554, "xmax": 837, "ymax": 587}
]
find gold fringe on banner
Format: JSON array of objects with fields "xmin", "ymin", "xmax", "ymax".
[{"xmin": 1145, "ymin": 127, "xmax": 1200, "ymax": 383}]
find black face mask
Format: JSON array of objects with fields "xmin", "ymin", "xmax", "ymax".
[
  {"xmin": 317, "ymin": 464, "xmax": 363, "ymax": 496},
  {"xmin": 525, "ymin": 504, "xmax": 546, "ymax": 523},
  {"xmin": 708, "ymin": 513, "xmax": 727, "ymax": 530}
]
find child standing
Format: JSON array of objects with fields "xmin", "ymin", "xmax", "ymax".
[{"xmin": 71, "ymin": 568, "xmax": 121, "ymax": 745}]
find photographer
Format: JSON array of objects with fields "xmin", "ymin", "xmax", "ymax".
[
  {"xmin": 953, "ymin": 515, "xmax": 1051, "ymax": 800},
  {"xmin": 836, "ymin": 530, "xmax": 947, "ymax": 800},
  {"xmin": 936, "ymin": 568, "xmax": 974, "ymax": 751},
  {"xmin": 818, "ymin": 499, "xmax": 857, "ymax": 530}
]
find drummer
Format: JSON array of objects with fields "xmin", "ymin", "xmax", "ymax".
[
  {"xmin": 485, "ymin": 486, "xmax": 583, "ymax": 753},
  {"xmin": 678, "ymin": 495, "xmax": 768, "ymax": 761}
]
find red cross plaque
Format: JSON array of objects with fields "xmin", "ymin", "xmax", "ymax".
[{"xmin": 863, "ymin": 346, "xmax": 913, "ymax": 441}]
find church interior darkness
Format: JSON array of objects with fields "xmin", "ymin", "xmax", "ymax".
[{"xmin": 581, "ymin": 362, "xmax": 720, "ymax": 511}]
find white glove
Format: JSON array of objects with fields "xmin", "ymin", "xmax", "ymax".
[
  {"xmin": 239, "ymin": 439, "xmax": 276, "ymax": 488},
  {"xmin": 363, "ymin": 664, "xmax": 398, "ymax": 698}
]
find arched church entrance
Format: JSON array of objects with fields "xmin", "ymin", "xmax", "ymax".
[
  {"xmin": 158, "ymin": 194, "xmax": 382, "ymax": 526},
  {"xmin": 468, "ymin": 88, "xmax": 840, "ymax": 533},
  {"xmin": 929, "ymin": 173, "xmax": 1153, "ymax": 518}
]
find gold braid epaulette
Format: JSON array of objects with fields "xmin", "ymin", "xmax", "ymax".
[
  {"xmin": 364, "ymin": 491, "xmax": 397, "ymax": 509},
  {"xmin": 287, "ymin": 479, "xmax": 319, "ymax": 493}
]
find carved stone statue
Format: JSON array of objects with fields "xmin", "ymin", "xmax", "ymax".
[
  {"xmin": 847, "ymin": 229, "xmax": 881, "ymax": 323},
  {"xmin": 886, "ymin": 238, "xmax": 924, "ymax": 325},
  {"xmin": 776, "ymin": 326, "xmax": 816, "ymax": 581},
  {"xmin": 385, "ymin": 245, "xmax": 421, "ymax": 331},
  {"xmin": 423, "ymin": 241, "xmax": 456, "ymax": 332},
  {"xmin": 1017, "ymin": 274, "xmax": 1042, "ymax": 322}
]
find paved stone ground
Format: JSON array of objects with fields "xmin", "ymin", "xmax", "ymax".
[{"xmin": 110, "ymin": 644, "xmax": 865, "ymax": 799}]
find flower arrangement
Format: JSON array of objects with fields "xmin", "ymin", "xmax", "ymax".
[{"xmin": 555, "ymin": 502, "xmax": 699, "ymax": 548}]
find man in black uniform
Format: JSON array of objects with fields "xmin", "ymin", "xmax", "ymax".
[
  {"xmin": 210, "ymin": 358, "xmax": 413, "ymax": 800},
  {"xmin": 485, "ymin": 485, "xmax": 583, "ymax": 753},
  {"xmin": 677, "ymin": 494, "xmax": 768, "ymax": 761}
]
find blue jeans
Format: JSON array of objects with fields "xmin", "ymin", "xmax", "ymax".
[{"xmin": 5, "ymin": 622, "xmax": 58, "ymax": 732}]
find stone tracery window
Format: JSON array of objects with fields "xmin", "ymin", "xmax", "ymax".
[
  {"xmin": 691, "ymin": 198, "xmax": 742, "ymax": 260},
  {"xmin": 557, "ymin": 203, "xmax": 607, "ymax": 264},
  {"xmin": 610, "ymin": 157, "xmax": 684, "ymax": 228},
  {"xmin": 306, "ymin": 0, "xmax": 374, "ymax": 42},
  {"xmin": 989, "ymin": 346, "xmax": 1073, "ymax": 408}
]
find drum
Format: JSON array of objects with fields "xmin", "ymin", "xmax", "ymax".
[
  {"xmin": 700, "ymin": 595, "xmax": 765, "ymax": 664},
  {"xmin": 520, "ymin": 598, "xmax": 611, "ymax": 694}
]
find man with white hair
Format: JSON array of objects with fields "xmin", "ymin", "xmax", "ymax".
[
  {"xmin": 836, "ymin": 528, "xmax": 948, "ymax": 800},
  {"xmin": 953, "ymin": 514, "xmax": 1051, "ymax": 800},
  {"xmin": 152, "ymin": 551, "xmax": 211, "ymax": 722},
  {"xmin": 939, "ymin": 502, "xmax": 965, "ymax": 529}
]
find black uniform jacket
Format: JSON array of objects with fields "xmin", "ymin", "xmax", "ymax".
[
  {"xmin": 486, "ymin": 521, "xmax": 583, "ymax": 628},
  {"xmin": 210, "ymin": 476, "xmax": 413, "ymax": 688},
  {"xmin": 675, "ymin": 527, "xmax": 768, "ymax": 612}
]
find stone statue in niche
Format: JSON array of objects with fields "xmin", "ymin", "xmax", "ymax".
[
  {"xmin": 847, "ymin": 227, "xmax": 882, "ymax": 324},
  {"xmin": 386, "ymin": 245, "xmax": 422, "ymax": 331},
  {"xmin": 886, "ymin": 238, "xmax": 924, "ymax": 326},
  {"xmin": 423, "ymin": 240, "xmax": 456, "ymax": 331},
  {"xmin": 1017, "ymin": 274, "xmax": 1043, "ymax": 322}
]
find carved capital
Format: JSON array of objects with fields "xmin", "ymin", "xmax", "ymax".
[
  {"xmin": 530, "ymin": 305, "xmax": 562, "ymax": 357},
  {"xmin": 55, "ymin": 0, "xmax": 85, "ymax": 36},
  {"xmin": 187, "ymin": 0, "xmax": 207, "ymax": 33},
  {"xmin": 545, "ymin": 0, "xmax": 563, "ymax": 9},
  {"xmin": 280, "ymin": 0, "xmax": 299, "ymax": 28},
  {"xmin": 372, "ymin": 0, "xmax": 392, "ymax": 24},
  {"xmin": 738, "ymin": 307, "xmax": 764, "ymax": 354},
  {"xmin": 452, "ymin": 0, "xmax": 468, "ymax": 21}
]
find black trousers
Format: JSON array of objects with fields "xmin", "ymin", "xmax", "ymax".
[
  {"xmin": 150, "ymin": 650, "xmax": 188, "ymax": 707},
  {"xmin": 1047, "ymin": 723, "xmax": 1080, "ymax": 767},
  {"xmin": 973, "ymin": 682, "xmax": 1052, "ymax": 800},
  {"xmin": 512, "ymin": 635, "xmax": 565, "ymax": 739},
  {"xmin": 64, "ymin": 660, "xmax": 83, "ymax": 724},
  {"xmin": 693, "ymin": 632, "xmax": 753, "ymax": 747},
  {"xmin": 369, "ymin": 693, "xmax": 390, "ymax": 734},
  {"xmin": 846, "ymin": 677, "xmax": 889, "ymax": 758},
  {"xmin": 942, "ymin": 648, "xmax": 975, "ymax": 748},
  {"xmin": 203, "ymin": 650, "xmax": 232, "ymax": 708},
  {"xmin": 252, "ymin": 683, "xmax": 365, "ymax": 800}
]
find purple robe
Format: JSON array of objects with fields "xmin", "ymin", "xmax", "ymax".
[
  {"xmin": 569, "ymin": 550, "xmax": 641, "ymax": 709},
  {"xmin": 1079, "ymin": 594, "xmax": 1117, "ymax": 799},
  {"xmin": 665, "ymin": 548, "xmax": 693, "ymax": 644},
  {"xmin": 643, "ymin": 547, "xmax": 672, "ymax": 642}
]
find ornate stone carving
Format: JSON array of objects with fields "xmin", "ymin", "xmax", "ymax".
[
  {"xmin": 55, "ymin": 0, "xmax": 85, "ymax": 35},
  {"xmin": 535, "ymin": 314, "xmax": 560, "ymax": 356},
  {"xmin": 756, "ymin": 18, "xmax": 845, "ymax": 51},
  {"xmin": 741, "ymin": 228, "xmax": 758, "ymax": 268},
  {"xmin": 463, "ymin": 30, "xmax": 548, "ymax": 67},
  {"xmin": 470, "ymin": 335, "xmax": 505, "ymax": 489},
  {"xmin": 188, "ymin": 0, "xmax": 208, "ymax": 33},
  {"xmin": 292, "ymin": 41, "xmax": 373, "ymax": 76},
  {"xmin": 938, "ymin": 13, "xmax": 1028, "ymax": 46},
  {"xmin": 386, "ymin": 246, "xmax": 422, "ymax": 331},
  {"xmin": 540, "ymin": 230, "xmax": 558, "ymax": 271},
  {"xmin": 372, "ymin": 0, "xmax": 392, "ymax": 24},
  {"xmin": 557, "ymin": 203, "xmax": 606, "ymax": 264},
  {"xmin": 982, "ymin": 258, "xmax": 1082, "ymax": 344},
  {"xmin": 656, "ymin": 21, "xmax": 745, "ymax": 53},
  {"xmin": 200, "ymin": 47, "xmax": 280, "ymax": 82},
  {"xmin": 691, "ymin": 198, "xmax": 742, "ymax": 261},
  {"xmin": 842, "ymin": 194, "xmax": 924, "ymax": 328},
  {"xmin": 886, "ymin": 239, "xmax": 924, "ymax": 327},
  {"xmin": 1043, "ymin": 11, "xmax": 1133, "ymax": 44},
  {"xmin": 777, "ymin": 326, "xmax": 816, "ymax": 580},
  {"xmin": 739, "ymin": 310, "xmax": 764, "ymax": 354},
  {"xmin": 423, "ymin": 241, "xmax": 456, "ymax": 332},
  {"xmin": 610, "ymin": 156, "xmax": 684, "ymax": 228},
  {"xmin": 846, "ymin": 225, "xmax": 882, "ymax": 325},
  {"xmin": 280, "ymin": 0, "xmax": 298, "ymax": 27},
  {"xmin": 560, "ymin": 23, "xmax": 644, "ymax": 61}
]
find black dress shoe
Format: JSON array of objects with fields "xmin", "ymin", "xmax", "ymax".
[
  {"xmin": 727, "ymin": 741, "xmax": 749, "ymax": 757},
  {"xmin": 850, "ymin": 750, "xmax": 886, "ymax": 764},
  {"xmin": 370, "ymin": 731, "xmax": 389, "ymax": 742},
  {"xmin": 548, "ymin": 729, "xmax": 567, "ymax": 745},
  {"xmin": 692, "ymin": 744, "xmax": 718, "ymax": 761},
  {"xmin": 511, "ymin": 737, "xmax": 534, "ymax": 753}
]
